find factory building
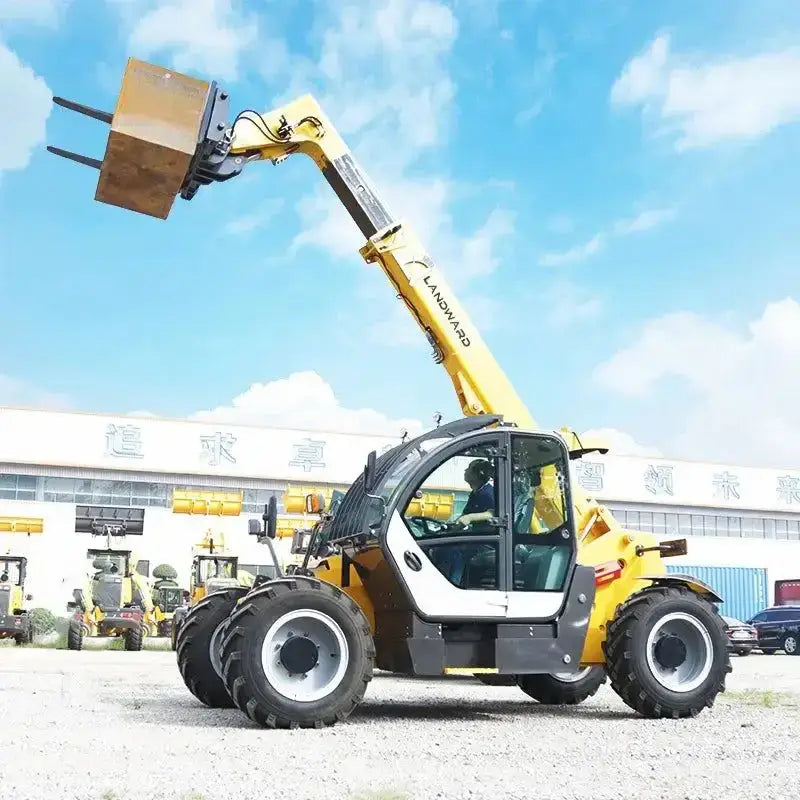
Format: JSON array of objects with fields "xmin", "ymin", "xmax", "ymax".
[{"xmin": 1, "ymin": 406, "xmax": 798, "ymax": 620}]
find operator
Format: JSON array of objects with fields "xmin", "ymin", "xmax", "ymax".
[{"xmin": 454, "ymin": 459, "xmax": 495, "ymax": 528}]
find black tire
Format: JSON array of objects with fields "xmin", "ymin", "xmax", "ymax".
[
  {"xmin": 176, "ymin": 588, "xmax": 248, "ymax": 708},
  {"xmin": 604, "ymin": 585, "xmax": 731, "ymax": 719},
  {"xmin": 517, "ymin": 666, "xmax": 606, "ymax": 705},
  {"xmin": 124, "ymin": 624, "xmax": 144, "ymax": 651},
  {"xmin": 735, "ymin": 649, "xmax": 751, "ymax": 657},
  {"xmin": 220, "ymin": 577, "xmax": 374, "ymax": 729},
  {"xmin": 14, "ymin": 617, "xmax": 32, "ymax": 646},
  {"xmin": 67, "ymin": 620, "xmax": 83, "ymax": 651},
  {"xmin": 782, "ymin": 633, "xmax": 800, "ymax": 655}
]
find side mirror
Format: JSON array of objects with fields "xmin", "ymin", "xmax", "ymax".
[
  {"xmin": 136, "ymin": 560, "xmax": 150, "ymax": 577},
  {"xmin": 263, "ymin": 496, "xmax": 278, "ymax": 540},
  {"xmin": 364, "ymin": 450, "xmax": 377, "ymax": 494},
  {"xmin": 304, "ymin": 493, "xmax": 326, "ymax": 514}
]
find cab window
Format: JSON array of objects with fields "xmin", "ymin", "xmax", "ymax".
[
  {"xmin": 511, "ymin": 435, "xmax": 572, "ymax": 592},
  {"xmin": 401, "ymin": 438, "xmax": 501, "ymax": 590}
]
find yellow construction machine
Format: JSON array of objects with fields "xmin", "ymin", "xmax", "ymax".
[
  {"xmin": 0, "ymin": 555, "xmax": 34, "ymax": 645},
  {"xmin": 150, "ymin": 563, "xmax": 185, "ymax": 638},
  {"xmin": 49, "ymin": 58, "xmax": 731, "ymax": 725},
  {"xmin": 66, "ymin": 505, "xmax": 152, "ymax": 651}
]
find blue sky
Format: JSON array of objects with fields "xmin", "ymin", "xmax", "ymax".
[{"xmin": 1, "ymin": 0, "xmax": 799, "ymax": 467}]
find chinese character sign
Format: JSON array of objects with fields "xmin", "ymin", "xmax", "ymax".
[
  {"xmin": 200, "ymin": 432, "xmax": 237, "ymax": 466},
  {"xmin": 712, "ymin": 471, "xmax": 741, "ymax": 501},
  {"xmin": 644, "ymin": 464, "xmax": 674, "ymax": 496},
  {"xmin": 289, "ymin": 439, "xmax": 326, "ymax": 472},
  {"xmin": 777, "ymin": 475, "xmax": 800, "ymax": 505},
  {"xmin": 575, "ymin": 462, "xmax": 604, "ymax": 492},
  {"xmin": 105, "ymin": 424, "xmax": 144, "ymax": 459}
]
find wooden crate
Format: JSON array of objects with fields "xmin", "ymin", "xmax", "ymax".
[{"xmin": 95, "ymin": 58, "xmax": 211, "ymax": 219}]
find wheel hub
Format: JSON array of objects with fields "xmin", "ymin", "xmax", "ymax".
[
  {"xmin": 653, "ymin": 634, "xmax": 687, "ymax": 669},
  {"xmin": 645, "ymin": 611, "xmax": 714, "ymax": 693},
  {"xmin": 279, "ymin": 635, "xmax": 320, "ymax": 674}
]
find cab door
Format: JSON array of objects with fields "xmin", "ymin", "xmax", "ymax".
[
  {"xmin": 381, "ymin": 429, "xmax": 574, "ymax": 621},
  {"xmin": 382, "ymin": 431, "xmax": 511, "ymax": 620}
]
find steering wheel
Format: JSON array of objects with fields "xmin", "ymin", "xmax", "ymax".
[{"xmin": 405, "ymin": 515, "xmax": 456, "ymax": 538}]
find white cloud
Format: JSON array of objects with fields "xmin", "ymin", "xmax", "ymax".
[
  {"xmin": 593, "ymin": 297, "xmax": 800, "ymax": 467},
  {"xmin": 539, "ymin": 205, "xmax": 676, "ymax": 266},
  {"xmin": 222, "ymin": 198, "xmax": 284, "ymax": 235},
  {"xmin": 122, "ymin": 0, "xmax": 257, "ymax": 81},
  {"xmin": 541, "ymin": 279, "xmax": 603, "ymax": 327},
  {"xmin": 613, "ymin": 207, "xmax": 676, "ymax": 235},
  {"xmin": 0, "ymin": 0, "xmax": 69, "ymax": 26},
  {"xmin": 459, "ymin": 208, "xmax": 515, "ymax": 281},
  {"xmin": 612, "ymin": 33, "xmax": 800, "ymax": 150},
  {"xmin": 287, "ymin": 1, "xmax": 514, "ymax": 282},
  {"xmin": 580, "ymin": 427, "xmax": 663, "ymax": 458},
  {"xmin": 0, "ymin": 41, "xmax": 52, "ymax": 172},
  {"xmin": 539, "ymin": 234, "xmax": 604, "ymax": 267},
  {"xmin": 190, "ymin": 370, "xmax": 424, "ymax": 437},
  {"xmin": 0, "ymin": 374, "xmax": 70, "ymax": 409}
]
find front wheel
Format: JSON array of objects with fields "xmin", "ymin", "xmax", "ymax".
[
  {"xmin": 604, "ymin": 585, "xmax": 731, "ymax": 719},
  {"xmin": 124, "ymin": 624, "xmax": 144, "ymax": 651},
  {"xmin": 176, "ymin": 588, "xmax": 248, "ymax": 708},
  {"xmin": 783, "ymin": 633, "xmax": 800, "ymax": 655},
  {"xmin": 518, "ymin": 666, "xmax": 606, "ymax": 705},
  {"xmin": 220, "ymin": 578, "xmax": 374, "ymax": 729},
  {"xmin": 67, "ymin": 620, "xmax": 84, "ymax": 651}
]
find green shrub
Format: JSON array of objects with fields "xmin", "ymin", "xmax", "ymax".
[
  {"xmin": 152, "ymin": 563, "xmax": 178, "ymax": 580},
  {"xmin": 29, "ymin": 607, "xmax": 58, "ymax": 637}
]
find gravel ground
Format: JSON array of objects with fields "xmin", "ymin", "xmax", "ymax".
[{"xmin": 1, "ymin": 647, "xmax": 798, "ymax": 800}]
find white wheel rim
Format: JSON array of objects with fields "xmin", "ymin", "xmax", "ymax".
[
  {"xmin": 645, "ymin": 612, "xmax": 713, "ymax": 693},
  {"xmin": 261, "ymin": 609, "xmax": 349, "ymax": 703},
  {"xmin": 551, "ymin": 665, "xmax": 593, "ymax": 683},
  {"xmin": 786, "ymin": 636, "xmax": 797, "ymax": 654},
  {"xmin": 209, "ymin": 619, "xmax": 229, "ymax": 678}
]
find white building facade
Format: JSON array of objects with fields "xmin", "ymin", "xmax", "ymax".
[{"xmin": 1, "ymin": 406, "xmax": 798, "ymax": 618}]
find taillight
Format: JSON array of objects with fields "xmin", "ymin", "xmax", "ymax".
[{"xmin": 594, "ymin": 560, "xmax": 624, "ymax": 586}]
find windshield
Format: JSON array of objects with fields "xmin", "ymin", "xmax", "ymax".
[
  {"xmin": 0, "ymin": 560, "xmax": 21, "ymax": 584},
  {"xmin": 90, "ymin": 553, "xmax": 126, "ymax": 575},
  {"xmin": 379, "ymin": 436, "xmax": 451, "ymax": 503},
  {"xmin": 198, "ymin": 557, "xmax": 236, "ymax": 581}
]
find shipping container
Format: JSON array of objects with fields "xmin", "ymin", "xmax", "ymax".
[
  {"xmin": 774, "ymin": 579, "xmax": 800, "ymax": 606},
  {"xmin": 666, "ymin": 564, "xmax": 768, "ymax": 623}
]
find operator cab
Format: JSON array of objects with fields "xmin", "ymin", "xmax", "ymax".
[
  {"xmin": 324, "ymin": 415, "xmax": 580, "ymax": 620},
  {"xmin": 0, "ymin": 557, "xmax": 25, "ymax": 586},
  {"xmin": 315, "ymin": 415, "xmax": 592, "ymax": 674},
  {"xmin": 193, "ymin": 555, "xmax": 239, "ymax": 590}
]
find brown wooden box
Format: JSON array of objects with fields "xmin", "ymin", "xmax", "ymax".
[{"xmin": 95, "ymin": 58, "xmax": 211, "ymax": 219}]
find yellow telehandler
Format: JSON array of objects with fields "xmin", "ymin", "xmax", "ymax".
[
  {"xmin": 0, "ymin": 555, "xmax": 34, "ymax": 645},
  {"xmin": 66, "ymin": 505, "xmax": 152, "ymax": 651},
  {"xmin": 49, "ymin": 58, "xmax": 731, "ymax": 726}
]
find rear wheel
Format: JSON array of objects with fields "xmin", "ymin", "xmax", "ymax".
[
  {"xmin": 220, "ymin": 578, "xmax": 374, "ymax": 729},
  {"xmin": 124, "ymin": 624, "xmax": 143, "ymax": 651},
  {"xmin": 518, "ymin": 666, "xmax": 606, "ymax": 705},
  {"xmin": 782, "ymin": 633, "xmax": 799, "ymax": 655},
  {"xmin": 604, "ymin": 585, "xmax": 731, "ymax": 719},
  {"xmin": 176, "ymin": 588, "xmax": 248, "ymax": 708},
  {"xmin": 67, "ymin": 620, "xmax": 84, "ymax": 651}
]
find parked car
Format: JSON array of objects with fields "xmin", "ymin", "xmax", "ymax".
[
  {"xmin": 721, "ymin": 615, "xmax": 758, "ymax": 655},
  {"xmin": 747, "ymin": 605, "xmax": 800, "ymax": 655}
]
